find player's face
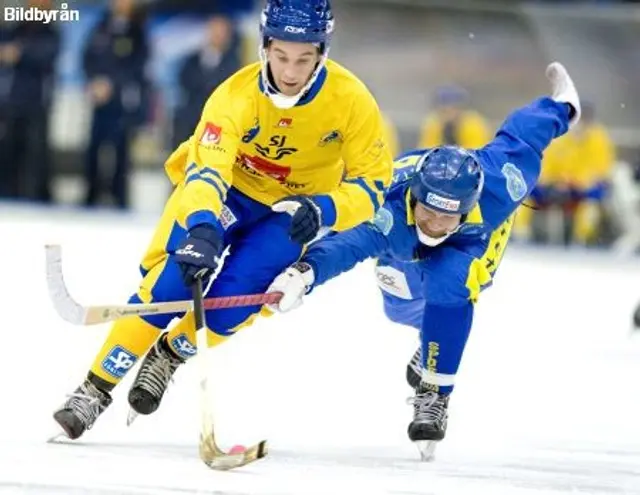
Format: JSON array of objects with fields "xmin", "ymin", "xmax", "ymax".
[
  {"xmin": 267, "ymin": 40, "xmax": 321, "ymax": 96},
  {"xmin": 414, "ymin": 202, "xmax": 462, "ymax": 239}
]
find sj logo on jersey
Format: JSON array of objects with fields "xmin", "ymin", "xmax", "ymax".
[{"xmin": 254, "ymin": 135, "xmax": 298, "ymax": 160}]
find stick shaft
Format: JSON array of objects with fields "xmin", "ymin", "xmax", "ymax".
[{"xmin": 46, "ymin": 243, "xmax": 281, "ymax": 325}]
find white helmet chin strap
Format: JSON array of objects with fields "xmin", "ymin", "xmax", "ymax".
[
  {"xmin": 416, "ymin": 224, "xmax": 458, "ymax": 247},
  {"xmin": 259, "ymin": 43, "xmax": 329, "ymax": 110}
]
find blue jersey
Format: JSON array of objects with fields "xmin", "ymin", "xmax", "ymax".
[
  {"xmin": 300, "ymin": 97, "xmax": 570, "ymax": 394},
  {"xmin": 305, "ymin": 97, "xmax": 569, "ymax": 299}
]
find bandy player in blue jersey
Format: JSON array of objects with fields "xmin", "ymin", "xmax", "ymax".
[{"xmin": 266, "ymin": 63, "xmax": 581, "ymax": 459}]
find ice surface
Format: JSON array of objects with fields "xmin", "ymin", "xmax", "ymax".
[{"xmin": 0, "ymin": 207, "xmax": 639, "ymax": 494}]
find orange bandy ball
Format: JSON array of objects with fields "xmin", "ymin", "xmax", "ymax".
[{"xmin": 228, "ymin": 445, "xmax": 247, "ymax": 455}]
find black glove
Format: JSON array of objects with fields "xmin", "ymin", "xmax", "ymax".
[
  {"xmin": 272, "ymin": 195, "xmax": 323, "ymax": 245},
  {"xmin": 174, "ymin": 225, "xmax": 223, "ymax": 286}
]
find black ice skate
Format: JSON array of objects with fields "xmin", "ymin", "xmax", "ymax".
[
  {"xmin": 127, "ymin": 333, "xmax": 185, "ymax": 425},
  {"xmin": 406, "ymin": 346, "xmax": 421, "ymax": 389},
  {"xmin": 407, "ymin": 385, "xmax": 449, "ymax": 461},
  {"xmin": 51, "ymin": 377, "xmax": 113, "ymax": 441}
]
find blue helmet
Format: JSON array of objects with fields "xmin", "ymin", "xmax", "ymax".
[
  {"xmin": 410, "ymin": 146, "xmax": 484, "ymax": 215},
  {"xmin": 260, "ymin": 0, "xmax": 335, "ymax": 47}
]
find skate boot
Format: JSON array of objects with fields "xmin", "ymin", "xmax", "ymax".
[
  {"xmin": 407, "ymin": 384, "xmax": 449, "ymax": 461},
  {"xmin": 127, "ymin": 333, "xmax": 185, "ymax": 419},
  {"xmin": 52, "ymin": 375, "xmax": 113, "ymax": 440},
  {"xmin": 406, "ymin": 347, "xmax": 421, "ymax": 389}
]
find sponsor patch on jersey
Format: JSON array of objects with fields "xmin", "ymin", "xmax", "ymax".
[
  {"xmin": 375, "ymin": 265, "xmax": 412, "ymax": 300},
  {"xmin": 239, "ymin": 153, "xmax": 292, "ymax": 182},
  {"xmin": 318, "ymin": 130, "xmax": 343, "ymax": 147},
  {"xmin": 201, "ymin": 122, "xmax": 222, "ymax": 145},
  {"xmin": 277, "ymin": 118, "xmax": 292, "ymax": 128},
  {"xmin": 502, "ymin": 162, "xmax": 527, "ymax": 202},
  {"xmin": 426, "ymin": 192, "xmax": 460, "ymax": 212},
  {"xmin": 171, "ymin": 334, "xmax": 197, "ymax": 359},
  {"xmin": 219, "ymin": 204, "xmax": 237, "ymax": 230},
  {"xmin": 242, "ymin": 118, "xmax": 260, "ymax": 143},
  {"xmin": 102, "ymin": 346, "xmax": 138, "ymax": 379},
  {"xmin": 371, "ymin": 207, "xmax": 394, "ymax": 235}
]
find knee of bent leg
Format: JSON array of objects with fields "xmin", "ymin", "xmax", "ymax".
[
  {"xmin": 382, "ymin": 295, "xmax": 424, "ymax": 330},
  {"xmin": 204, "ymin": 305, "xmax": 262, "ymax": 337}
]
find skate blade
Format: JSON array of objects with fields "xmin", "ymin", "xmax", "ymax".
[
  {"xmin": 415, "ymin": 440, "xmax": 437, "ymax": 462},
  {"xmin": 126, "ymin": 408, "xmax": 139, "ymax": 426},
  {"xmin": 47, "ymin": 428, "xmax": 72, "ymax": 444}
]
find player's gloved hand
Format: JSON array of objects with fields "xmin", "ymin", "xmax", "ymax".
[
  {"xmin": 266, "ymin": 261, "xmax": 315, "ymax": 313},
  {"xmin": 546, "ymin": 61, "xmax": 581, "ymax": 128},
  {"xmin": 272, "ymin": 195, "xmax": 323, "ymax": 245},
  {"xmin": 174, "ymin": 225, "xmax": 223, "ymax": 286}
]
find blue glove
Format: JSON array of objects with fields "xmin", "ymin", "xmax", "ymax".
[
  {"xmin": 174, "ymin": 225, "xmax": 223, "ymax": 286},
  {"xmin": 272, "ymin": 195, "xmax": 323, "ymax": 245}
]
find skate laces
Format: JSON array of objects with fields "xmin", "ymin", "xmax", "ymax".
[
  {"xmin": 64, "ymin": 385, "xmax": 108, "ymax": 430},
  {"xmin": 407, "ymin": 391, "xmax": 445, "ymax": 423},
  {"xmin": 136, "ymin": 343, "xmax": 181, "ymax": 398}
]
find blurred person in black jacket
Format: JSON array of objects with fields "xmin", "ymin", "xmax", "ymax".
[
  {"xmin": 0, "ymin": 0, "xmax": 60, "ymax": 203},
  {"xmin": 83, "ymin": 0, "xmax": 149, "ymax": 209},
  {"xmin": 172, "ymin": 15, "xmax": 241, "ymax": 149}
]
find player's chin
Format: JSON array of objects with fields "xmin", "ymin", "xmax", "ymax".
[
  {"xmin": 421, "ymin": 227, "xmax": 448, "ymax": 239},
  {"xmin": 279, "ymin": 83, "xmax": 302, "ymax": 96}
]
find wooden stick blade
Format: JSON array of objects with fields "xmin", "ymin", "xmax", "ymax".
[
  {"xmin": 200, "ymin": 437, "xmax": 268, "ymax": 471},
  {"xmin": 45, "ymin": 244, "xmax": 89, "ymax": 325}
]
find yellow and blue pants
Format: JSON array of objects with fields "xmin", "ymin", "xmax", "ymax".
[{"xmin": 89, "ymin": 184, "xmax": 303, "ymax": 385}]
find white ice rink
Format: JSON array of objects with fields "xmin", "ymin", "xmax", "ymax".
[{"xmin": 1, "ymin": 205, "xmax": 639, "ymax": 494}]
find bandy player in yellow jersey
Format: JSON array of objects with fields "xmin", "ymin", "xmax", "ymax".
[{"xmin": 52, "ymin": 0, "xmax": 393, "ymax": 440}]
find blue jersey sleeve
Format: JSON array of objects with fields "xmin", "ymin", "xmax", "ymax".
[
  {"xmin": 303, "ymin": 223, "xmax": 390, "ymax": 289},
  {"xmin": 476, "ymin": 97, "xmax": 570, "ymax": 220}
]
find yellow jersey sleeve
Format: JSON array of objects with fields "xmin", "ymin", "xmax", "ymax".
[
  {"xmin": 175, "ymin": 84, "xmax": 245, "ymax": 230},
  {"xmin": 326, "ymin": 92, "xmax": 393, "ymax": 231}
]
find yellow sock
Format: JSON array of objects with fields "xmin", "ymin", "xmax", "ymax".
[
  {"xmin": 89, "ymin": 316, "xmax": 162, "ymax": 386},
  {"xmin": 164, "ymin": 312, "xmax": 198, "ymax": 358}
]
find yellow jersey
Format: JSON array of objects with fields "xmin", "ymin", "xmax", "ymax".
[
  {"xmin": 164, "ymin": 60, "xmax": 393, "ymax": 232},
  {"xmin": 540, "ymin": 123, "xmax": 615, "ymax": 190},
  {"xmin": 418, "ymin": 111, "xmax": 491, "ymax": 149}
]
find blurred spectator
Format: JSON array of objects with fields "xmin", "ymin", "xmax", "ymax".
[
  {"xmin": 0, "ymin": 0, "xmax": 60, "ymax": 203},
  {"xmin": 418, "ymin": 85, "xmax": 491, "ymax": 149},
  {"xmin": 83, "ymin": 0, "xmax": 150, "ymax": 209},
  {"xmin": 149, "ymin": 0, "xmax": 256, "ymax": 16},
  {"xmin": 515, "ymin": 100, "xmax": 616, "ymax": 246},
  {"xmin": 381, "ymin": 113, "xmax": 400, "ymax": 159},
  {"xmin": 172, "ymin": 15, "xmax": 241, "ymax": 148}
]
